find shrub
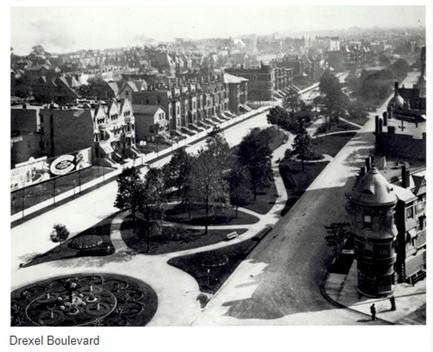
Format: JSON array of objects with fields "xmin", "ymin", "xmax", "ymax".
[
  {"xmin": 50, "ymin": 224, "xmax": 70, "ymax": 243},
  {"xmin": 69, "ymin": 235, "xmax": 103, "ymax": 249}
]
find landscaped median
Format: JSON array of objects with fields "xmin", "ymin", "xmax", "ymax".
[{"xmin": 167, "ymin": 226, "xmax": 273, "ymax": 295}]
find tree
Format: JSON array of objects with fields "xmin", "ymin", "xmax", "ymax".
[
  {"xmin": 114, "ymin": 167, "xmax": 144, "ymax": 232},
  {"xmin": 390, "ymin": 58, "xmax": 410, "ymax": 78},
  {"xmin": 31, "ymin": 45, "xmax": 48, "ymax": 56},
  {"xmin": 137, "ymin": 168, "xmax": 165, "ymax": 252},
  {"xmin": 291, "ymin": 121, "xmax": 313, "ymax": 171},
  {"xmin": 50, "ymin": 224, "xmax": 70, "ymax": 244},
  {"xmin": 283, "ymin": 90, "xmax": 301, "ymax": 114},
  {"xmin": 205, "ymin": 133, "xmax": 234, "ymax": 178},
  {"xmin": 189, "ymin": 148, "xmax": 230, "ymax": 234},
  {"xmin": 267, "ymin": 105, "xmax": 289, "ymax": 131},
  {"xmin": 378, "ymin": 54, "xmax": 391, "ymax": 67},
  {"xmin": 227, "ymin": 163, "xmax": 252, "ymax": 218},
  {"xmin": 237, "ymin": 128, "xmax": 274, "ymax": 200},
  {"xmin": 162, "ymin": 147, "xmax": 193, "ymax": 201},
  {"xmin": 320, "ymin": 70, "xmax": 348, "ymax": 130}
]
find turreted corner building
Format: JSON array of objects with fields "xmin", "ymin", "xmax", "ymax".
[
  {"xmin": 348, "ymin": 164, "xmax": 426, "ymax": 297},
  {"xmin": 348, "ymin": 166, "xmax": 398, "ymax": 297}
]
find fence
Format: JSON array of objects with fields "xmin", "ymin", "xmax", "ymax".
[{"xmin": 11, "ymin": 106, "xmax": 271, "ymax": 225}]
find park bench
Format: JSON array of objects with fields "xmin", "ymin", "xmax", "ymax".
[{"xmin": 225, "ymin": 231, "xmax": 238, "ymax": 241}]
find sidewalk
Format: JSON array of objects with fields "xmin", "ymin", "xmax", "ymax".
[{"xmin": 324, "ymin": 259, "xmax": 426, "ymax": 325}]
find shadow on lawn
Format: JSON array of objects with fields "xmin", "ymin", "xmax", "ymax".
[{"xmin": 20, "ymin": 214, "xmax": 117, "ymax": 268}]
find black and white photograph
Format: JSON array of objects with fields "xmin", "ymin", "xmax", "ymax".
[{"xmin": 4, "ymin": 0, "xmax": 431, "ymax": 351}]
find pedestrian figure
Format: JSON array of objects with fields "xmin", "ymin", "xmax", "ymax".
[
  {"xmin": 390, "ymin": 296, "xmax": 396, "ymax": 311},
  {"xmin": 370, "ymin": 303, "xmax": 376, "ymax": 321}
]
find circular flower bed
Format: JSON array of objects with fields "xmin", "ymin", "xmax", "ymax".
[
  {"xmin": 11, "ymin": 274, "xmax": 158, "ymax": 326},
  {"xmin": 69, "ymin": 235, "xmax": 103, "ymax": 250}
]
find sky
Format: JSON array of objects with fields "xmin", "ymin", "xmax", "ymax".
[{"xmin": 11, "ymin": 5, "xmax": 426, "ymax": 55}]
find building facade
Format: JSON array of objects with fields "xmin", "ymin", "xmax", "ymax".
[
  {"xmin": 348, "ymin": 162, "xmax": 427, "ymax": 297},
  {"xmin": 226, "ymin": 63, "xmax": 274, "ymax": 101},
  {"xmin": 39, "ymin": 99, "xmax": 136, "ymax": 164}
]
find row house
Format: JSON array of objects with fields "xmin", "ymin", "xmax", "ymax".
[
  {"xmin": 39, "ymin": 99, "xmax": 137, "ymax": 164},
  {"xmin": 132, "ymin": 75, "xmax": 231, "ymax": 140},
  {"xmin": 273, "ymin": 67, "xmax": 294, "ymax": 92},
  {"xmin": 223, "ymin": 73, "xmax": 249, "ymax": 115},
  {"xmin": 30, "ymin": 76, "xmax": 80, "ymax": 104}
]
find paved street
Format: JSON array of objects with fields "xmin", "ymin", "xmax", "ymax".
[
  {"xmin": 10, "ymin": 72, "xmax": 422, "ymax": 326},
  {"xmin": 194, "ymin": 71, "xmax": 421, "ymax": 325}
]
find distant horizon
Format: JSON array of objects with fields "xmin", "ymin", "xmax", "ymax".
[{"xmin": 11, "ymin": 6, "xmax": 425, "ymax": 55}]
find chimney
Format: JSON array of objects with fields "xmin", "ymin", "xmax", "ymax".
[
  {"xmin": 365, "ymin": 157, "xmax": 372, "ymax": 171},
  {"xmin": 378, "ymin": 118, "xmax": 383, "ymax": 134},
  {"xmin": 382, "ymin": 111, "xmax": 388, "ymax": 126},
  {"xmin": 394, "ymin": 81, "xmax": 399, "ymax": 96},
  {"xmin": 375, "ymin": 115, "xmax": 380, "ymax": 134},
  {"xmin": 401, "ymin": 165, "xmax": 410, "ymax": 189}
]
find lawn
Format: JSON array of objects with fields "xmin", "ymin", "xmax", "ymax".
[
  {"xmin": 268, "ymin": 128, "xmax": 289, "ymax": 152},
  {"xmin": 241, "ymin": 181, "xmax": 279, "ymax": 215},
  {"xmin": 164, "ymin": 204, "xmax": 259, "ymax": 226},
  {"xmin": 11, "ymin": 166, "xmax": 115, "ymax": 215},
  {"xmin": 22, "ymin": 214, "xmax": 116, "ymax": 268},
  {"xmin": 279, "ymin": 159, "xmax": 329, "ymax": 216},
  {"xmin": 344, "ymin": 115, "xmax": 369, "ymax": 127},
  {"xmin": 313, "ymin": 132, "xmax": 357, "ymax": 157},
  {"xmin": 121, "ymin": 217, "xmax": 248, "ymax": 255},
  {"xmin": 168, "ymin": 226, "xmax": 272, "ymax": 294},
  {"xmin": 315, "ymin": 120, "xmax": 359, "ymax": 135}
]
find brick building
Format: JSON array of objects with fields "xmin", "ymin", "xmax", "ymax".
[
  {"xmin": 226, "ymin": 63, "xmax": 275, "ymax": 101},
  {"xmin": 348, "ymin": 161, "xmax": 426, "ymax": 297},
  {"xmin": 39, "ymin": 99, "xmax": 137, "ymax": 164}
]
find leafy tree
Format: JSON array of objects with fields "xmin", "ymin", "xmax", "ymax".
[
  {"xmin": 227, "ymin": 163, "xmax": 252, "ymax": 218},
  {"xmin": 320, "ymin": 70, "xmax": 348, "ymax": 130},
  {"xmin": 205, "ymin": 133, "xmax": 233, "ymax": 179},
  {"xmin": 283, "ymin": 90, "xmax": 301, "ymax": 114},
  {"xmin": 347, "ymin": 100, "xmax": 368, "ymax": 122},
  {"xmin": 267, "ymin": 105, "xmax": 289, "ymax": 131},
  {"xmin": 162, "ymin": 147, "xmax": 193, "ymax": 201},
  {"xmin": 137, "ymin": 168, "xmax": 165, "ymax": 252},
  {"xmin": 378, "ymin": 54, "xmax": 391, "ymax": 67},
  {"xmin": 291, "ymin": 121, "xmax": 313, "ymax": 171},
  {"xmin": 320, "ymin": 69, "xmax": 342, "ymax": 97},
  {"xmin": 390, "ymin": 58, "xmax": 410, "ymax": 78},
  {"xmin": 188, "ymin": 148, "xmax": 230, "ymax": 234},
  {"xmin": 31, "ymin": 45, "xmax": 49, "ymax": 57},
  {"xmin": 237, "ymin": 128, "xmax": 274, "ymax": 200},
  {"xmin": 50, "ymin": 224, "xmax": 70, "ymax": 244},
  {"xmin": 114, "ymin": 167, "xmax": 144, "ymax": 232}
]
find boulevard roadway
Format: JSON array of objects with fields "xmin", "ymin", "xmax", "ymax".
[{"xmin": 193, "ymin": 71, "xmax": 420, "ymax": 325}]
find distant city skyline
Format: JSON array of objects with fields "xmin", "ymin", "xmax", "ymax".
[{"xmin": 11, "ymin": 6, "xmax": 425, "ymax": 55}]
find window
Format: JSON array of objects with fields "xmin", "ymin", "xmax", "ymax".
[
  {"xmin": 363, "ymin": 210, "xmax": 372, "ymax": 228},
  {"xmin": 416, "ymin": 201, "xmax": 425, "ymax": 213},
  {"xmin": 407, "ymin": 206, "xmax": 414, "ymax": 219}
]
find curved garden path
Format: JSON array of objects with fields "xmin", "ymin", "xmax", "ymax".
[{"xmin": 12, "ymin": 129, "xmax": 295, "ymax": 326}]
